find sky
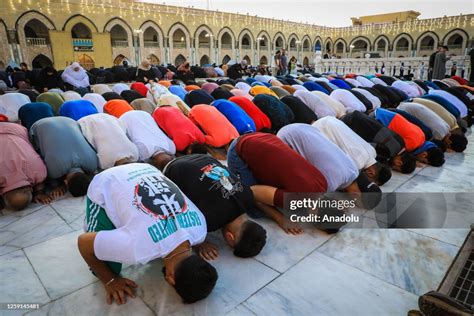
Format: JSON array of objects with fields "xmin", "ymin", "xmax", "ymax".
[{"xmin": 142, "ymin": 0, "xmax": 473, "ymax": 26}]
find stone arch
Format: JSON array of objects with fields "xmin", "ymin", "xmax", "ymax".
[
  {"xmin": 32, "ymin": 54, "xmax": 53, "ymax": 68},
  {"xmin": 302, "ymin": 35, "xmax": 312, "ymax": 51},
  {"xmin": 15, "ymin": 10, "xmax": 56, "ymax": 31},
  {"xmin": 238, "ymin": 29, "xmax": 254, "ymax": 50},
  {"xmin": 148, "ymin": 54, "xmax": 160, "ymax": 65},
  {"xmin": 199, "ymin": 54, "xmax": 210, "ymax": 66},
  {"xmin": 273, "ymin": 32, "xmax": 286, "ymax": 50},
  {"xmin": 242, "ymin": 55, "xmax": 251, "ymax": 65},
  {"xmin": 303, "ymin": 56, "xmax": 309, "ymax": 66},
  {"xmin": 313, "ymin": 36, "xmax": 322, "ymax": 51},
  {"xmin": 77, "ymin": 53, "xmax": 95, "ymax": 70},
  {"xmin": 393, "ymin": 33, "xmax": 413, "ymax": 52},
  {"xmin": 222, "ymin": 55, "xmax": 231, "ymax": 64},
  {"xmin": 140, "ymin": 21, "xmax": 164, "ymax": 48},
  {"xmin": 350, "ymin": 36, "xmax": 371, "ymax": 51},
  {"xmin": 259, "ymin": 55, "xmax": 268, "ymax": 65},
  {"xmin": 113, "ymin": 54, "xmax": 127, "ymax": 65},
  {"xmin": 334, "ymin": 38, "xmax": 347, "ymax": 55},
  {"xmin": 288, "ymin": 34, "xmax": 299, "ymax": 50},
  {"xmin": 63, "ymin": 14, "xmax": 98, "ymax": 33},
  {"xmin": 175, "ymin": 54, "xmax": 186, "ymax": 66},
  {"xmin": 442, "ymin": 29, "xmax": 468, "ymax": 51},
  {"xmin": 257, "ymin": 30, "xmax": 271, "ymax": 50},
  {"xmin": 194, "ymin": 25, "xmax": 214, "ymax": 50},
  {"xmin": 218, "ymin": 27, "xmax": 235, "ymax": 50},
  {"xmin": 324, "ymin": 37, "xmax": 333, "ymax": 53},
  {"xmin": 168, "ymin": 22, "xmax": 191, "ymax": 49},
  {"xmin": 374, "ymin": 35, "xmax": 390, "ymax": 52},
  {"xmin": 416, "ymin": 31, "xmax": 439, "ymax": 51}
]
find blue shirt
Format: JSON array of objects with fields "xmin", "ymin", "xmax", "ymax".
[
  {"xmin": 169, "ymin": 85, "xmax": 187, "ymax": 101},
  {"xmin": 59, "ymin": 100, "xmax": 98, "ymax": 121},
  {"xmin": 212, "ymin": 100, "xmax": 256, "ymax": 134},
  {"xmin": 421, "ymin": 94, "xmax": 460, "ymax": 117},
  {"xmin": 302, "ymin": 81, "xmax": 329, "ymax": 94},
  {"xmin": 330, "ymin": 79, "xmax": 352, "ymax": 90}
]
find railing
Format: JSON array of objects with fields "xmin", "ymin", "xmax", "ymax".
[
  {"xmin": 173, "ymin": 42, "xmax": 187, "ymax": 48},
  {"xmin": 394, "ymin": 47, "xmax": 410, "ymax": 51},
  {"xmin": 144, "ymin": 41, "xmax": 159, "ymax": 47},
  {"xmin": 314, "ymin": 55, "xmax": 471, "ymax": 80},
  {"xmin": 448, "ymin": 44, "xmax": 463, "ymax": 49},
  {"xmin": 351, "ymin": 48, "xmax": 367, "ymax": 53},
  {"xmin": 198, "ymin": 43, "xmax": 210, "ymax": 48},
  {"xmin": 72, "ymin": 38, "xmax": 93, "ymax": 51},
  {"xmin": 275, "ymin": 46, "xmax": 283, "ymax": 50},
  {"xmin": 419, "ymin": 45, "xmax": 435, "ymax": 51},
  {"xmin": 303, "ymin": 47, "xmax": 310, "ymax": 51},
  {"xmin": 221, "ymin": 43, "xmax": 232, "ymax": 49},
  {"xmin": 241, "ymin": 44, "xmax": 251, "ymax": 50},
  {"xmin": 112, "ymin": 40, "xmax": 128, "ymax": 47},
  {"xmin": 26, "ymin": 37, "xmax": 48, "ymax": 46},
  {"xmin": 259, "ymin": 45, "xmax": 268, "ymax": 49}
]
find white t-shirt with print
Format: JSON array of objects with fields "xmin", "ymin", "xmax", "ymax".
[{"xmin": 88, "ymin": 163, "xmax": 206, "ymax": 265}]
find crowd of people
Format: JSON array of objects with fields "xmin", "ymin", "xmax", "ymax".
[{"xmin": 0, "ymin": 56, "xmax": 473, "ymax": 305}]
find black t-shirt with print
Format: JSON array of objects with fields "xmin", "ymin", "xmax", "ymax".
[{"xmin": 164, "ymin": 154, "xmax": 254, "ymax": 232}]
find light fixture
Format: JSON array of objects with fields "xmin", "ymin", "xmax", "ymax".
[{"xmin": 134, "ymin": 29, "xmax": 143, "ymax": 34}]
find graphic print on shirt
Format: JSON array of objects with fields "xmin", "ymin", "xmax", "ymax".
[
  {"xmin": 133, "ymin": 174, "xmax": 187, "ymax": 220},
  {"xmin": 200, "ymin": 163, "xmax": 243, "ymax": 199}
]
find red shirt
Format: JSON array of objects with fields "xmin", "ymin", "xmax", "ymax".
[
  {"xmin": 188, "ymin": 104, "xmax": 239, "ymax": 148},
  {"xmin": 153, "ymin": 106, "xmax": 205, "ymax": 151},
  {"xmin": 236, "ymin": 133, "xmax": 327, "ymax": 207},
  {"xmin": 229, "ymin": 96, "xmax": 271, "ymax": 131}
]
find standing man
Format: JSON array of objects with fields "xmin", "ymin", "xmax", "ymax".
[
  {"xmin": 78, "ymin": 163, "xmax": 217, "ymax": 305},
  {"xmin": 271, "ymin": 51, "xmax": 281, "ymax": 77},
  {"xmin": 164, "ymin": 154, "xmax": 267, "ymax": 260},
  {"xmin": 280, "ymin": 50, "xmax": 288, "ymax": 76},
  {"xmin": 432, "ymin": 46, "xmax": 449, "ymax": 80},
  {"xmin": 428, "ymin": 46, "xmax": 441, "ymax": 81}
]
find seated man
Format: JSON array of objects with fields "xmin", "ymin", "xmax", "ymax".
[
  {"xmin": 341, "ymin": 111, "xmax": 416, "ymax": 174},
  {"xmin": 277, "ymin": 124, "xmax": 382, "ymax": 209},
  {"xmin": 152, "ymin": 106, "xmax": 206, "ymax": 155},
  {"xmin": 188, "ymin": 104, "xmax": 240, "ymax": 159},
  {"xmin": 398, "ymin": 102, "xmax": 467, "ymax": 152},
  {"xmin": 312, "ymin": 116, "xmax": 392, "ymax": 186},
  {"xmin": 59, "ymin": 99, "xmax": 98, "ymax": 121},
  {"xmin": 30, "ymin": 117, "xmax": 98, "ymax": 199},
  {"xmin": 374, "ymin": 108, "xmax": 445, "ymax": 167},
  {"xmin": 78, "ymin": 163, "xmax": 217, "ymax": 305},
  {"xmin": 227, "ymin": 133, "xmax": 328, "ymax": 235},
  {"xmin": 119, "ymin": 110, "xmax": 176, "ymax": 169},
  {"xmin": 78, "ymin": 113, "xmax": 139, "ymax": 169},
  {"xmin": 163, "ymin": 154, "xmax": 267, "ymax": 260},
  {"xmin": 1, "ymin": 122, "xmax": 48, "ymax": 210}
]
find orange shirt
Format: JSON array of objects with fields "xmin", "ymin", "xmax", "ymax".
[
  {"xmin": 188, "ymin": 104, "xmax": 239, "ymax": 148},
  {"xmin": 185, "ymin": 85, "xmax": 201, "ymax": 92},
  {"xmin": 103, "ymin": 100, "xmax": 133, "ymax": 118}
]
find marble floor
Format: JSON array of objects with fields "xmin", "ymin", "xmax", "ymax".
[{"xmin": 0, "ymin": 131, "xmax": 472, "ymax": 316}]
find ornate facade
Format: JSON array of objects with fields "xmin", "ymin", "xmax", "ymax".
[{"xmin": 0, "ymin": 0, "xmax": 472, "ymax": 70}]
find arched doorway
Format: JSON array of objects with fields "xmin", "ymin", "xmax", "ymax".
[
  {"xmin": 220, "ymin": 32, "xmax": 232, "ymax": 49},
  {"xmin": 71, "ymin": 23, "xmax": 92, "ymax": 39},
  {"xmin": 172, "ymin": 29, "xmax": 187, "ymax": 49},
  {"xmin": 222, "ymin": 55, "xmax": 231, "ymax": 65},
  {"xmin": 175, "ymin": 54, "xmax": 186, "ymax": 66},
  {"xmin": 113, "ymin": 54, "xmax": 126, "ymax": 65},
  {"xmin": 24, "ymin": 19, "xmax": 50, "ymax": 46},
  {"xmin": 110, "ymin": 25, "xmax": 128, "ymax": 47},
  {"xmin": 77, "ymin": 53, "xmax": 94, "ymax": 70},
  {"xmin": 303, "ymin": 57, "xmax": 309, "ymax": 66},
  {"xmin": 243, "ymin": 55, "xmax": 251, "ymax": 65},
  {"xmin": 143, "ymin": 27, "xmax": 159, "ymax": 47},
  {"xmin": 148, "ymin": 54, "xmax": 160, "ymax": 65},
  {"xmin": 259, "ymin": 56, "xmax": 268, "ymax": 65},
  {"xmin": 241, "ymin": 34, "xmax": 251, "ymax": 49},
  {"xmin": 32, "ymin": 54, "xmax": 53, "ymax": 68},
  {"xmin": 200, "ymin": 55, "xmax": 210, "ymax": 66}
]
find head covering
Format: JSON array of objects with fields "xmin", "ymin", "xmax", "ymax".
[
  {"xmin": 280, "ymin": 95, "xmax": 318, "ymax": 124},
  {"xmin": 229, "ymin": 96, "xmax": 271, "ymax": 131},
  {"xmin": 281, "ymin": 85, "xmax": 297, "ymax": 94},
  {"xmin": 83, "ymin": 93, "xmax": 107, "ymax": 113},
  {"xmin": 130, "ymin": 82, "xmax": 148, "ymax": 97},
  {"xmin": 201, "ymin": 82, "xmax": 219, "ymax": 94},
  {"xmin": 168, "ymin": 85, "xmax": 187, "ymax": 101},
  {"xmin": 130, "ymin": 98, "xmax": 156, "ymax": 114},
  {"xmin": 211, "ymin": 87, "xmax": 234, "ymax": 100},
  {"xmin": 61, "ymin": 62, "xmax": 89, "ymax": 88},
  {"xmin": 230, "ymin": 89, "xmax": 253, "ymax": 100},
  {"xmin": 270, "ymin": 86, "xmax": 290, "ymax": 99},
  {"xmin": 103, "ymin": 99, "xmax": 133, "ymax": 118},
  {"xmin": 159, "ymin": 94, "xmax": 191, "ymax": 116},
  {"xmin": 61, "ymin": 90, "xmax": 82, "ymax": 102},
  {"xmin": 18, "ymin": 89, "xmax": 39, "ymax": 102},
  {"xmin": 59, "ymin": 99, "xmax": 98, "ymax": 121},
  {"xmin": 37, "ymin": 92, "xmax": 64, "ymax": 114},
  {"xmin": 121, "ymin": 90, "xmax": 144, "ymax": 104},
  {"xmin": 184, "ymin": 90, "xmax": 215, "ymax": 107},
  {"xmin": 112, "ymin": 83, "xmax": 130, "ymax": 95},
  {"xmin": 92, "ymin": 84, "xmax": 112, "ymax": 94},
  {"xmin": 0, "ymin": 92, "xmax": 31, "ymax": 122},
  {"xmin": 184, "ymin": 85, "xmax": 201, "ymax": 92},
  {"xmin": 102, "ymin": 92, "xmax": 124, "ymax": 101},
  {"xmin": 18, "ymin": 102, "xmax": 54, "ymax": 130},
  {"xmin": 249, "ymin": 86, "xmax": 278, "ymax": 98},
  {"xmin": 158, "ymin": 80, "xmax": 172, "ymax": 88},
  {"xmin": 252, "ymin": 94, "xmax": 295, "ymax": 132}
]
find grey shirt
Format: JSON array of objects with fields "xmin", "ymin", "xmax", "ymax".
[
  {"xmin": 30, "ymin": 117, "xmax": 98, "ymax": 179},
  {"xmin": 398, "ymin": 102, "xmax": 450, "ymax": 140}
]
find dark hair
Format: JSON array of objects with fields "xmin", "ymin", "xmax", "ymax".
[
  {"xmin": 431, "ymin": 139, "xmax": 447, "ymax": 152},
  {"xmin": 233, "ymin": 221, "xmax": 267, "ymax": 258},
  {"xmin": 67, "ymin": 173, "xmax": 91, "ymax": 197},
  {"xmin": 375, "ymin": 163, "xmax": 392, "ymax": 186},
  {"xmin": 398, "ymin": 152, "xmax": 417, "ymax": 174},
  {"xmin": 189, "ymin": 143, "xmax": 208, "ymax": 154},
  {"xmin": 449, "ymin": 134, "xmax": 468, "ymax": 152},
  {"xmin": 174, "ymin": 255, "xmax": 218, "ymax": 303},
  {"xmin": 426, "ymin": 148, "xmax": 445, "ymax": 167}
]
